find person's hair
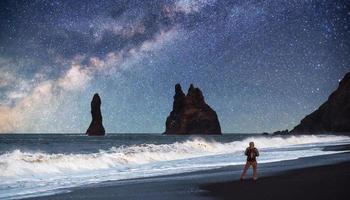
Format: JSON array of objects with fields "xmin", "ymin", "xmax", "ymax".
[{"xmin": 249, "ymin": 142, "xmax": 254, "ymax": 147}]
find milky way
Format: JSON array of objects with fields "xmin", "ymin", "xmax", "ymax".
[{"xmin": 0, "ymin": 0, "xmax": 349, "ymax": 133}]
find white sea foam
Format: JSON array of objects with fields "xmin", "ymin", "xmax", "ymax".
[{"xmin": 0, "ymin": 135, "xmax": 350, "ymax": 199}]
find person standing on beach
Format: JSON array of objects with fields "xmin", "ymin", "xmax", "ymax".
[{"xmin": 240, "ymin": 142, "xmax": 259, "ymax": 181}]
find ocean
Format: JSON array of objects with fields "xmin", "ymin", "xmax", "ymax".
[{"xmin": 1, "ymin": 133, "xmax": 350, "ymax": 199}]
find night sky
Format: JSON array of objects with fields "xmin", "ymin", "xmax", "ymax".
[{"xmin": 0, "ymin": 0, "xmax": 349, "ymax": 133}]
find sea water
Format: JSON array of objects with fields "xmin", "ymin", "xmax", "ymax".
[{"xmin": 1, "ymin": 134, "xmax": 350, "ymax": 199}]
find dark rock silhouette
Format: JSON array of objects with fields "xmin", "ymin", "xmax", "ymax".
[
  {"xmin": 272, "ymin": 129, "xmax": 289, "ymax": 135},
  {"xmin": 86, "ymin": 93, "xmax": 105, "ymax": 136},
  {"xmin": 164, "ymin": 84, "xmax": 222, "ymax": 135},
  {"xmin": 291, "ymin": 72, "xmax": 350, "ymax": 134}
]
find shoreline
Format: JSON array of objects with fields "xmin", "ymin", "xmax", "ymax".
[{"xmin": 25, "ymin": 145, "xmax": 350, "ymax": 200}]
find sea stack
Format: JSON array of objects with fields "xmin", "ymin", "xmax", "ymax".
[
  {"xmin": 86, "ymin": 93, "xmax": 105, "ymax": 136},
  {"xmin": 291, "ymin": 72, "xmax": 350, "ymax": 134},
  {"xmin": 164, "ymin": 84, "xmax": 222, "ymax": 135}
]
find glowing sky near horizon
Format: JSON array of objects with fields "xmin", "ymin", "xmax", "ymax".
[{"xmin": 0, "ymin": 0, "xmax": 349, "ymax": 133}]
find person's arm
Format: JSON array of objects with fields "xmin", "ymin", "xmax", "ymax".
[
  {"xmin": 255, "ymin": 148, "xmax": 259, "ymax": 157},
  {"xmin": 244, "ymin": 148, "xmax": 248, "ymax": 156}
]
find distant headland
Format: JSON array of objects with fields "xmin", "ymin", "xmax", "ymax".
[
  {"xmin": 290, "ymin": 72, "xmax": 350, "ymax": 134},
  {"xmin": 273, "ymin": 71, "xmax": 350, "ymax": 135}
]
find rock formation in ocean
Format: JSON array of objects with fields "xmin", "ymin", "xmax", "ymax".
[
  {"xmin": 272, "ymin": 129, "xmax": 289, "ymax": 135},
  {"xmin": 86, "ymin": 93, "xmax": 105, "ymax": 136},
  {"xmin": 291, "ymin": 72, "xmax": 350, "ymax": 134},
  {"xmin": 164, "ymin": 84, "xmax": 222, "ymax": 135}
]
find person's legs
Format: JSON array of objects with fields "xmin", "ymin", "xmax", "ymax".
[
  {"xmin": 252, "ymin": 161, "xmax": 258, "ymax": 180},
  {"xmin": 240, "ymin": 161, "xmax": 251, "ymax": 180}
]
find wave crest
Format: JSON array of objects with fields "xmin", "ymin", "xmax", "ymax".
[{"xmin": 0, "ymin": 135, "xmax": 349, "ymax": 178}]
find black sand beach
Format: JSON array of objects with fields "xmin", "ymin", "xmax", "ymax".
[
  {"xmin": 201, "ymin": 160, "xmax": 350, "ymax": 200},
  {"xmin": 26, "ymin": 145, "xmax": 350, "ymax": 200}
]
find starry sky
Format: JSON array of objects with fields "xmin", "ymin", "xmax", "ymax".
[{"xmin": 0, "ymin": 0, "xmax": 349, "ymax": 133}]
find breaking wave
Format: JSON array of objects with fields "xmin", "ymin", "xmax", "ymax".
[{"xmin": 1, "ymin": 135, "xmax": 349, "ymax": 178}]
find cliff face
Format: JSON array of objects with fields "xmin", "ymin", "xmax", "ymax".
[
  {"xmin": 291, "ymin": 72, "xmax": 350, "ymax": 134},
  {"xmin": 86, "ymin": 93, "xmax": 105, "ymax": 136},
  {"xmin": 164, "ymin": 84, "xmax": 222, "ymax": 135}
]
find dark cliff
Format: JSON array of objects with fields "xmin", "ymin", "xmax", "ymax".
[
  {"xmin": 164, "ymin": 84, "xmax": 222, "ymax": 135},
  {"xmin": 86, "ymin": 93, "xmax": 105, "ymax": 136},
  {"xmin": 291, "ymin": 72, "xmax": 350, "ymax": 134}
]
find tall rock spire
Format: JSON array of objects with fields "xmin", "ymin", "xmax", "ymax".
[
  {"xmin": 86, "ymin": 93, "xmax": 105, "ymax": 136},
  {"xmin": 173, "ymin": 83, "xmax": 186, "ymax": 112}
]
